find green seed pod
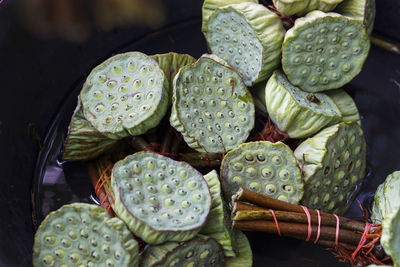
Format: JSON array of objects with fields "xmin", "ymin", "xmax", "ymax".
[
  {"xmin": 170, "ymin": 54, "xmax": 255, "ymax": 153},
  {"xmin": 111, "ymin": 152, "xmax": 212, "ymax": 244},
  {"xmin": 200, "ymin": 170, "xmax": 237, "ymax": 257},
  {"xmin": 151, "ymin": 52, "xmax": 196, "ymax": 99},
  {"xmin": 33, "ymin": 203, "xmax": 139, "ymax": 267},
  {"xmin": 201, "ymin": 0, "xmax": 259, "ymax": 33},
  {"xmin": 140, "ymin": 235, "xmax": 225, "ymax": 267},
  {"xmin": 62, "ymin": 97, "xmax": 119, "ymax": 161},
  {"xmin": 265, "ymin": 70, "xmax": 342, "ymax": 138},
  {"xmin": 282, "ymin": 11, "xmax": 370, "ymax": 93},
  {"xmin": 225, "ymin": 230, "xmax": 253, "ymax": 267},
  {"xmin": 203, "ymin": 2, "xmax": 285, "ymax": 86},
  {"xmin": 294, "ymin": 122, "xmax": 367, "ymax": 215},
  {"xmin": 80, "ymin": 52, "xmax": 169, "ymax": 139},
  {"xmin": 334, "ymin": 0, "xmax": 376, "ymax": 35},
  {"xmin": 326, "ymin": 89, "xmax": 361, "ymax": 125},
  {"xmin": 371, "ymin": 171, "xmax": 400, "ymax": 224},
  {"xmin": 273, "ymin": 0, "xmax": 344, "ymax": 17},
  {"xmin": 381, "ymin": 205, "xmax": 400, "ymax": 267},
  {"xmin": 221, "ymin": 141, "xmax": 304, "ymax": 204}
]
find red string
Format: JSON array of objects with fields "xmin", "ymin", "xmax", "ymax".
[
  {"xmin": 314, "ymin": 210, "xmax": 321, "ymax": 244},
  {"xmin": 101, "ymin": 189, "xmax": 114, "ymax": 207},
  {"xmin": 269, "ymin": 209, "xmax": 281, "ymax": 236},
  {"xmin": 301, "ymin": 206, "xmax": 312, "ymax": 242},
  {"xmin": 97, "ymin": 175, "xmax": 112, "ymax": 194},
  {"xmin": 351, "ymin": 222, "xmax": 372, "ymax": 260},
  {"xmin": 95, "ymin": 164, "xmax": 113, "ymax": 192},
  {"xmin": 107, "ymin": 199, "xmax": 115, "ymax": 212},
  {"xmin": 333, "ymin": 214, "xmax": 340, "ymax": 247}
]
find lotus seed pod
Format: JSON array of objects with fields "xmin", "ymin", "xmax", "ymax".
[
  {"xmin": 203, "ymin": 2, "xmax": 285, "ymax": 86},
  {"xmin": 111, "ymin": 152, "xmax": 212, "ymax": 244},
  {"xmin": 282, "ymin": 11, "xmax": 370, "ymax": 92},
  {"xmin": 273, "ymin": 0, "xmax": 344, "ymax": 17},
  {"xmin": 221, "ymin": 141, "xmax": 304, "ymax": 204},
  {"xmin": 265, "ymin": 70, "xmax": 342, "ymax": 138},
  {"xmin": 170, "ymin": 54, "xmax": 255, "ymax": 153},
  {"xmin": 80, "ymin": 52, "xmax": 169, "ymax": 139},
  {"xmin": 225, "ymin": 230, "xmax": 253, "ymax": 267},
  {"xmin": 140, "ymin": 235, "xmax": 225, "ymax": 267},
  {"xmin": 151, "ymin": 52, "xmax": 196, "ymax": 99},
  {"xmin": 294, "ymin": 122, "xmax": 367, "ymax": 215},
  {"xmin": 381, "ymin": 206, "xmax": 400, "ymax": 267},
  {"xmin": 326, "ymin": 89, "xmax": 361, "ymax": 125},
  {"xmin": 201, "ymin": 0, "xmax": 259, "ymax": 33},
  {"xmin": 334, "ymin": 0, "xmax": 375, "ymax": 35},
  {"xmin": 371, "ymin": 171, "xmax": 400, "ymax": 224},
  {"xmin": 62, "ymin": 97, "xmax": 119, "ymax": 161},
  {"xmin": 33, "ymin": 203, "xmax": 139, "ymax": 267},
  {"xmin": 200, "ymin": 170, "xmax": 237, "ymax": 257}
]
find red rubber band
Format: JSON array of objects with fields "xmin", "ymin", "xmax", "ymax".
[
  {"xmin": 333, "ymin": 214, "xmax": 340, "ymax": 247},
  {"xmin": 269, "ymin": 209, "xmax": 281, "ymax": 236},
  {"xmin": 97, "ymin": 175, "xmax": 111, "ymax": 194},
  {"xmin": 107, "ymin": 199, "xmax": 115, "ymax": 212},
  {"xmin": 314, "ymin": 210, "xmax": 321, "ymax": 244},
  {"xmin": 351, "ymin": 222, "xmax": 372, "ymax": 260},
  {"xmin": 95, "ymin": 164, "xmax": 113, "ymax": 192},
  {"xmin": 301, "ymin": 206, "xmax": 312, "ymax": 242},
  {"xmin": 101, "ymin": 189, "xmax": 114, "ymax": 207}
]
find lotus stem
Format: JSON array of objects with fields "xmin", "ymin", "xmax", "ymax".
[{"xmin": 370, "ymin": 34, "xmax": 400, "ymax": 55}]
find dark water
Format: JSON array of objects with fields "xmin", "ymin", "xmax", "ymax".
[{"xmin": 32, "ymin": 19, "xmax": 400, "ymax": 267}]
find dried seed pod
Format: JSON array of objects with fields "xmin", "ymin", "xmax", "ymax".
[
  {"xmin": 200, "ymin": 170, "xmax": 237, "ymax": 257},
  {"xmin": 225, "ymin": 230, "xmax": 253, "ymax": 267},
  {"xmin": 273, "ymin": 0, "xmax": 344, "ymax": 17},
  {"xmin": 371, "ymin": 171, "xmax": 400, "ymax": 224},
  {"xmin": 334, "ymin": 0, "xmax": 376, "ymax": 35},
  {"xmin": 221, "ymin": 141, "xmax": 304, "ymax": 204},
  {"xmin": 294, "ymin": 122, "xmax": 367, "ymax": 215},
  {"xmin": 325, "ymin": 89, "xmax": 361, "ymax": 125},
  {"xmin": 282, "ymin": 11, "xmax": 370, "ymax": 92},
  {"xmin": 201, "ymin": 0, "xmax": 259, "ymax": 33},
  {"xmin": 62, "ymin": 96, "xmax": 119, "ymax": 161},
  {"xmin": 170, "ymin": 54, "xmax": 255, "ymax": 153},
  {"xmin": 32, "ymin": 203, "xmax": 139, "ymax": 267},
  {"xmin": 140, "ymin": 235, "xmax": 225, "ymax": 267},
  {"xmin": 80, "ymin": 52, "xmax": 169, "ymax": 139},
  {"xmin": 111, "ymin": 152, "xmax": 212, "ymax": 244},
  {"xmin": 381, "ymin": 205, "xmax": 400, "ymax": 267},
  {"xmin": 265, "ymin": 70, "xmax": 342, "ymax": 138},
  {"xmin": 203, "ymin": 2, "xmax": 285, "ymax": 86}
]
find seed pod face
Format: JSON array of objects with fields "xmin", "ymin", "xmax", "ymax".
[
  {"xmin": 62, "ymin": 97, "xmax": 119, "ymax": 161},
  {"xmin": 325, "ymin": 89, "xmax": 361, "ymax": 125},
  {"xmin": 282, "ymin": 11, "xmax": 370, "ymax": 92},
  {"xmin": 204, "ymin": 3, "xmax": 285, "ymax": 86},
  {"xmin": 111, "ymin": 152, "xmax": 212, "ymax": 244},
  {"xmin": 265, "ymin": 70, "xmax": 342, "ymax": 138},
  {"xmin": 381, "ymin": 206, "xmax": 400, "ymax": 267},
  {"xmin": 200, "ymin": 170, "xmax": 237, "ymax": 257},
  {"xmin": 33, "ymin": 203, "xmax": 139, "ymax": 267},
  {"xmin": 81, "ymin": 52, "xmax": 169, "ymax": 139},
  {"xmin": 225, "ymin": 230, "xmax": 253, "ymax": 267},
  {"xmin": 170, "ymin": 55, "xmax": 255, "ymax": 153},
  {"xmin": 221, "ymin": 141, "xmax": 304, "ymax": 204},
  {"xmin": 334, "ymin": 0, "xmax": 376, "ymax": 35},
  {"xmin": 294, "ymin": 122, "xmax": 367, "ymax": 215},
  {"xmin": 371, "ymin": 171, "xmax": 400, "ymax": 224},
  {"xmin": 140, "ymin": 235, "xmax": 225, "ymax": 267}
]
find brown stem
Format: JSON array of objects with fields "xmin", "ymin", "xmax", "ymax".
[
  {"xmin": 233, "ymin": 220, "xmax": 362, "ymax": 246},
  {"xmin": 233, "ymin": 201, "xmax": 267, "ymax": 211},
  {"xmin": 370, "ymin": 34, "xmax": 400, "ymax": 55},
  {"xmin": 234, "ymin": 188, "xmax": 366, "ymax": 232}
]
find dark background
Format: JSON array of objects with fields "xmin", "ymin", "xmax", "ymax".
[{"xmin": 0, "ymin": 0, "xmax": 399, "ymax": 266}]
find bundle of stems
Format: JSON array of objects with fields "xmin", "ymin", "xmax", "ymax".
[{"xmin": 232, "ymin": 188, "xmax": 392, "ymax": 266}]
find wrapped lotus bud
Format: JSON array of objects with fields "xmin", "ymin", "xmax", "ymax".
[
  {"xmin": 294, "ymin": 122, "xmax": 367, "ymax": 215},
  {"xmin": 32, "ymin": 203, "xmax": 139, "ymax": 267},
  {"xmin": 203, "ymin": 2, "xmax": 285, "ymax": 86},
  {"xmin": 273, "ymin": 0, "xmax": 344, "ymax": 17},
  {"xmin": 140, "ymin": 235, "xmax": 224, "ymax": 267},
  {"xmin": 334, "ymin": 0, "xmax": 376, "ymax": 35},
  {"xmin": 221, "ymin": 141, "xmax": 304, "ymax": 204},
  {"xmin": 111, "ymin": 152, "xmax": 212, "ymax": 244},
  {"xmin": 282, "ymin": 11, "xmax": 370, "ymax": 92},
  {"xmin": 170, "ymin": 54, "xmax": 255, "ymax": 153},
  {"xmin": 80, "ymin": 52, "xmax": 169, "ymax": 139}
]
